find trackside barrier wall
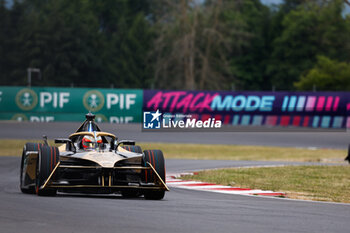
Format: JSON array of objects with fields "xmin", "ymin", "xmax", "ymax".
[
  {"xmin": 1, "ymin": 86, "xmax": 349, "ymax": 128},
  {"xmin": 0, "ymin": 86, "xmax": 142, "ymax": 123},
  {"xmin": 143, "ymin": 90, "xmax": 350, "ymax": 129}
]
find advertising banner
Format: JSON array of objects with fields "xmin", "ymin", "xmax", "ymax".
[
  {"xmin": 143, "ymin": 90, "xmax": 350, "ymax": 129},
  {"xmin": 0, "ymin": 86, "xmax": 142, "ymax": 123},
  {"xmin": 2, "ymin": 87, "xmax": 350, "ymax": 128}
]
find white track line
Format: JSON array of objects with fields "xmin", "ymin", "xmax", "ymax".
[{"xmin": 166, "ymin": 173, "xmax": 285, "ymax": 197}]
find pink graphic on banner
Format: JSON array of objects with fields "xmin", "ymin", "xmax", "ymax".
[
  {"xmin": 325, "ymin": 96, "xmax": 333, "ymax": 111},
  {"xmin": 316, "ymin": 96, "xmax": 325, "ymax": 111},
  {"xmin": 347, "ymin": 117, "xmax": 350, "ymax": 128},
  {"xmin": 143, "ymin": 91, "xmax": 347, "ymax": 128},
  {"xmin": 333, "ymin": 97, "xmax": 340, "ymax": 111},
  {"xmin": 146, "ymin": 91, "xmax": 218, "ymax": 113},
  {"xmin": 305, "ymin": 96, "xmax": 316, "ymax": 111},
  {"xmin": 177, "ymin": 94, "xmax": 194, "ymax": 112}
]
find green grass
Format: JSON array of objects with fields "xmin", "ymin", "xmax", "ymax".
[
  {"xmin": 0, "ymin": 139, "xmax": 52, "ymax": 156},
  {"xmin": 0, "ymin": 140, "xmax": 346, "ymax": 163},
  {"xmin": 183, "ymin": 166, "xmax": 350, "ymax": 203},
  {"xmin": 139, "ymin": 143, "xmax": 345, "ymax": 162}
]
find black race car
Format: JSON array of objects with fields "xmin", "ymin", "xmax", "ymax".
[{"xmin": 20, "ymin": 113, "xmax": 168, "ymax": 200}]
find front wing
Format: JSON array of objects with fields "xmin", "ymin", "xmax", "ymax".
[{"xmin": 40, "ymin": 162, "xmax": 169, "ymax": 193}]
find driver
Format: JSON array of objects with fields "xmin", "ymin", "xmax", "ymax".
[{"xmin": 81, "ymin": 135, "xmax": 102, "ymax": 150}]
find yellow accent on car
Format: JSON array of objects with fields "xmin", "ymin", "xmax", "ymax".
[
  {"xmin": 26, "ymin": 153, "xmax": 38, "ymax": 180},
  {"xmin": 69, "ymin": 131, "xmax": 116, "ymax": 140}
]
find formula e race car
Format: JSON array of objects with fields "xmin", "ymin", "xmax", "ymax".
[{"xmin": 20, "ymin": 113, "xmax": 168, "ymax": 200}]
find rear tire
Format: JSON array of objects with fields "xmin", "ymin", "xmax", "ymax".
[
  {"xmin": 35, "ymin": 145, "xmax": 59, "ymax": 196},
  {"xmin": 142, "ymin": 150, "xmax": 166, "ymax": 200},
  {"xmin": 20, "ymin": 143, "xmax": 43, "ymax": 194},
  {"xmin": 121, "ymin": 145, "xmax": 142, "ymax": 153}
]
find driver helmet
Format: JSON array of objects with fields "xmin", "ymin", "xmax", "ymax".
[{"xmin": 82, "ymin": 135, "xmax": 102, "ymax": 150}]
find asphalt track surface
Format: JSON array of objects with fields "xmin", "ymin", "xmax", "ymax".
[
  {"xmin": 1, "ymin": 122, "xmax": 350, "ymax": 233},
  {"xmin": 1, "ymin": 156, "xmax": 350, "ymax": 233},
  {"xmin": 1, "ymin": 121, "xmax": 350, "ymax": 148}
]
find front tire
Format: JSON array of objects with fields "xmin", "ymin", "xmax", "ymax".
[
  {"xmin": 142, "ymin": 150, "xmax": 166, "ymax": 200},
  {"xmin": 35, "ymin": 145, "xmax": 60, "ymax": 196},
  {"xmin": 20, "ymin": 143, "xmax": 43, "ymax": 194}
]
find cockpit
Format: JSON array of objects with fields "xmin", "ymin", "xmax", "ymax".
[
  {"xmin": 67, "ymin": 113, "xmax": 117, "ymax": 152},
  {"xmin": 81, "ymin": 135, "xmax": 103, "ymax": 150}
]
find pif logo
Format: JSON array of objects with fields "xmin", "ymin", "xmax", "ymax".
[
  {"xmin": 143, "ymin": 109, "xmax": 162, "ymax": 129},
  {"xmin": 11, "ymin": 114, "xmax": 28, "ymax": 122},
  {"xmin": 95, "ymin": 114, "xmax": 108, "ymax": 123},
  {"xmin": 16, "ymin": 88, "xmax": 38, "ymax": 111},
  {"xmin": 83, "ymin": 90, "xmax": 105, "ymax": 112}
]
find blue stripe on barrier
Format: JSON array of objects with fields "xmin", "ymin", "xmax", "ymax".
[
  {"xmin": 312, "ymin": 116, "xmax": 320, "ymax": 128},
  {"xmin": 288, "ymin": 96, "xmax": 297, "ymax": 112},
  {"xmin": 332, "ymin": 116, "xmax": 343, "ymax": 128},
  {"xmin": 252, "ymin": 115, "xmax": 263, "ymax": 126},
  {"xmin": 296, "ymin": 96, "xmax": 306, "ymax": 111},
  {"xmin": 321, "ymin": 116, "xmax": 331, "ymax": 128},
  {"xmin": 232, "ymin": 115, "xmax": 239, "ymax": 125},
  {"xmin": 241, "ymin": 115, "xmax": 250, "ymax": 126},
  {"xmin": 282, "ymin": 96, "xmax": 289, "ymax": 112}
]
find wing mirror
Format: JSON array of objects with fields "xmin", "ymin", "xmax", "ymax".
[
  {"xmin": 55, "ymin": 138, "xmax": 72, "ymax": 144},
  {"xmin": 55, "ymin": 138, "xmax": 76, "ymax": 152},
  {"xmin": 117, "ymin": 140, "xmax": 136, "ymax": 147}
]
